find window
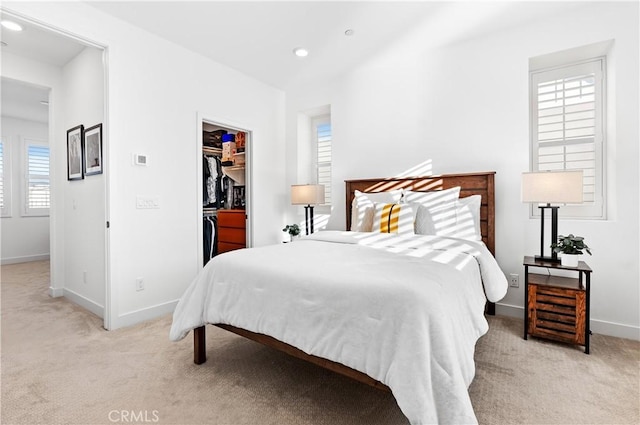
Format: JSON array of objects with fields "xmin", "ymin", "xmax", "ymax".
[
  {"xmin": 24, "ymin": 140, "xmax": 50, "ymax": 216},
  {"xmin": 530, "ymin": 57, "xmax": 605, "ymax": 219},
  {"xmin": 313, "ymin": 116, "xmax": 332, "ymax": 205},
  {"xmin": 0, "ymin": 140, "xmax": 10, "ymax": 217}
]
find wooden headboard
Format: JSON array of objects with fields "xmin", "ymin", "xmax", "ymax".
[{"xmin": 345, "ymin": 172, "xmax": 496, "ymax": 256}]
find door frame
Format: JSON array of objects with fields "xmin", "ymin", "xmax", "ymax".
[
  {"xmin": 197, "ymin": 113, "xmax": 253, "ymax": 269},
  {"xmin": 0, "ymin": 9, "xmax": 112, "ymax": 330}
]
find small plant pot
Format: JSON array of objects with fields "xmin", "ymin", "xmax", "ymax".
[{"xmin": 561, "ymin": 254, "xmax": 579, "ymax": 267}]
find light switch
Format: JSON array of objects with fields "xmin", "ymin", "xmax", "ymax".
[{"xmin": 136, "ymin": 196, "xmax": 160, "ymax": 209}]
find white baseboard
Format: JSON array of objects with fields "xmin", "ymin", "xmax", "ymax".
[
  {"xmin": 495, "ymin": 302, "xmax": 524, "ymax": 319},
  {"xmin": 49, "ymin": 286, "xmax": 64, "ymax": 297},
  {"xmin": 1, "ymin": 254, "xmax": 50, "ymax": 265},
  {"xmin": 494, "ymin": 302, "xmax": 640, "ymax": 341},
  {"xmin": 590, "ymin": 319, "xmax": 640, "ymax": 341},
  {"xmin": 63, "ymin": 288, "xmax": 104, "ymax": 319},
  {"xmin": 111, "ymin": 299, "xmax": 178, "ymax": 330}
]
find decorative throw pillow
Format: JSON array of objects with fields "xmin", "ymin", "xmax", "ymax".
[
  {"xmin": 351, "ymin": 189, "xmax": 403, "ymax": 232},
  {"xmin": 372, "ymin": 203, "xmax": 415, "ymax": 235}
]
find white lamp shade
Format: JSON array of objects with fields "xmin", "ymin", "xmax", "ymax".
[
  {"xmin": 291, "ymin": 184, "xmax": 325, "ymax": 205},
  {"xmin": 521, "ymin": 170, "xmax": 584, "ymax": 204}
]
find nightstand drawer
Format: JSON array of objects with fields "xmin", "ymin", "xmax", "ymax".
[{"xmin": 528, "ymin": 283, "xmax": 586, "ymax": 345}]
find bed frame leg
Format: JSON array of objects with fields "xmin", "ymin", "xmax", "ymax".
[
  {"xmin": 487, "ymin": 301, "xmax": 496, "ymax": 316},
  {"xmin": 194, "ymin": 326, "xmax": 206, "ymax": 364}
]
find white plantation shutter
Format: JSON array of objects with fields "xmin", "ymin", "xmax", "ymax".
[
  {"xmin": 314, "ymin": 117, "xmax": 332, "ymax": 205},
  {"xmin": 25, "ymin": 141, "xmax": 50, "ymax": 216},
  {"xmin": 531, "ymin": 58, "xmax": 605, "ymax": 218}
]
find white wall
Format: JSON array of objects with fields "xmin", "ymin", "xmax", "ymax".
[
  {"xmin": 61, "ymin": 47, "xmax": 106, "ymax": 315},
  {"xmin": 0, "ymin": 116, "xmax": 50, "ymax": 264},
  {"xmin": 4, "ymin": 2, "xmax": 286, "ymax": 329},
  {"xmin": 285, "ymin": 2, "xmax": 639, "ymax": 339}
]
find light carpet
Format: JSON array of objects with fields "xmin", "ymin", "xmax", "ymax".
[{"xmin": 1, "ymin": 261, "xmax": 638, "ymax": 424}]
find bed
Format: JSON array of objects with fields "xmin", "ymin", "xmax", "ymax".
[{"xmin": 170, "ymin": 171, "xmax": 507, "ymax": 424}]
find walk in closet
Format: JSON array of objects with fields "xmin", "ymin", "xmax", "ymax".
[{"xmin": 202, "ymin": 121, "xmax": 248, "ymax": 266}]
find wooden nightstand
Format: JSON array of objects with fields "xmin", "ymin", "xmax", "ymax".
[{"xmin": 523, "ymin": 256, "xmax": 592, "ymax": 354}]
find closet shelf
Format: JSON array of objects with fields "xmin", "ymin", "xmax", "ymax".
[
  {"xmin": 203, "ymin": 146, "xmax": 222, "ymax": 155},
  {"xmin": 222, "ymin": 165, "xmax": 245, "ymax": 185}
]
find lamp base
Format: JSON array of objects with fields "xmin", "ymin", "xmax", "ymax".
[
  {"xmin": 537, "ymin": 205, "xmax": 560, "ymax": 265},
  {"xmin": 534, "ymin": 255, "xmax": 561, "ymax": 264}
]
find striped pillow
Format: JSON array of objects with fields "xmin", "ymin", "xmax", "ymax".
[{"xmin": 372, "ymin": 203, "xmax": 415, "ymax": 235}]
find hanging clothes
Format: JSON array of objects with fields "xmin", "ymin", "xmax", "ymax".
[
  {"xmin": 214, "ymin": 156, "xmax": 224, "ymax": 208},
  {"xmin": 202, "ymin": 155, "xmax": 211, "ymax": 206},
  {"xmin": 203, "ymin": 215, "xmax": 217, "ymax": 266},
  {"xmin": 206, "ymin": 156, "xmax": 217, "ymax": 206}
]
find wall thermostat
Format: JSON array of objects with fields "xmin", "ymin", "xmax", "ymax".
[{"xmin": 133, "ymin": 154, "xmax": 147, "ymax": 166}]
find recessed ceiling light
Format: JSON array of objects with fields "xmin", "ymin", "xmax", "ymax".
[
  {"xmin": 344, "ymin": 29, "xmax": 355, "ymax": 36},
  {"xmin": 293, "ymin": 47, "xmax": 309, "ymax": 58},
  {"xmin": 1, "ymin": 20, "xmax": 23, "ymax": 32}
]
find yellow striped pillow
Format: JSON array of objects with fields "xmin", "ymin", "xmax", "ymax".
[{"xmin": 372, "ymin": 203, "xmax": 415, "ymax": 235}]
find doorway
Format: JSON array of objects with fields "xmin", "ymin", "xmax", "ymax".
[
  {"xmin": 198, "ymin": 115, "xmax": 252, "ymax": 269},
  {"xmin": 0, "ymin": 11, "xmax": 110, "ymax": 329}
]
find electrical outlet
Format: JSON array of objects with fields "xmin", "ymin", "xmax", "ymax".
[
  {"xmin": 509, "ymin": 273, "xmax": 519, "ymax": 288},
  {"xmin": 136, "ymin": 277, "xmax": 144, "ymax": 291}
]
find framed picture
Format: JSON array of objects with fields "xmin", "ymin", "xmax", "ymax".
[
  {"xmin": 67, "ymin": 125, "xmax": 84, "ymax": 180},
  {"xmin": 83, "ymin": 123, "xmax": 103, "ymax": 176}
]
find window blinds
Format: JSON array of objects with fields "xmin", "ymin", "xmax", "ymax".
[
  {"xmin": 27, "ymin": 144, "xmax": 50, "ymax": 210},
  {"xmin": 531, "ymin": 58, "xmax": 604, "ymax": 215},
  {"xmin": 316, "ymin": 122, "xmax": 332, "ymax": 205}
]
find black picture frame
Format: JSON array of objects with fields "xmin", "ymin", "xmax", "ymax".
[
  {"xmin": 83, "ymin": 123, "xmax": 103, "ymax": 176},
  {"xmin": 67, "ymin": 125, "xmax": 84, "ymax": 181}
]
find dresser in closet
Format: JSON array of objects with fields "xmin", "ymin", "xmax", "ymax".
[{"xmin": 217, "ymin": 209, "xmax": 246, "ymax": 254}]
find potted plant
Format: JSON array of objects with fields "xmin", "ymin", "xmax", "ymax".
[
  {"xmin": 551, "ymin": 234, "xmax": 592, "ymax": 267},
  {"xmin": 282, "ymin": 224, "xmax": 301, "ymax": 242}
]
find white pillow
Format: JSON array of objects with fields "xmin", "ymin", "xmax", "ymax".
[
  {"xmin": 404, "ymin": 187, "xmax": 461, "ymax": 235},
  {"xmin": 415, "ymin": 194, "xmax": 483, "ymax": 241},
  {"xmin": 403, "ymin": 186, "xmax": 461, "ymax": 207},
  {"xmin": 351, "ymin": 189, "xmax": 403, "ymax": 231},
  {"xmin": 452, "ymin": 195, "xmax": 482, "ymax": 241},
  {"xmin": 371, "ymin": 203, "xmax": 415, "ymax": 236}
]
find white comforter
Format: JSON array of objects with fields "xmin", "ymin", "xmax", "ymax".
[{"xmin": 170, "ymin": 231, "xmax": 508, "ymax": 424}]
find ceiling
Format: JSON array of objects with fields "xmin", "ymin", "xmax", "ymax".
[
  {"xmin": 0, "ymin": 10, "xmax": 87, "ymax": 123},
  {"xmin": 0, "ymin": 1, "xmax": 580, "ymax": 122},
  {"xmin": 87, "ymin": 1, "xmax": 580, "ymax": 90},
  {"xmin": 1, "ymin": 78, "xmax": 49, "ymax": 123}
]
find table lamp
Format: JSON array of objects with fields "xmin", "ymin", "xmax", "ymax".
[
  {"xmin": 291, "ymin": 184, "xmax": 325, "ymax": 235},
  {"xmin": 521, "ymin": 170, "xmax": 583, "ymax": 263}
]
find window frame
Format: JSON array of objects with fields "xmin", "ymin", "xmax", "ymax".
[
  {"xmin": 529, "ymin": 56, "xmax": 606, "ymax": 219},
  {"xmin": 0, "ymin": 138, "xmax": 11, "ymax": 218},
  {"xmin": 22, "ymin": 138, "xmax": 50, "ymax": 217}
]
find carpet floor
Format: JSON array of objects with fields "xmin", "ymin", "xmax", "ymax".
[{"xmin": 1, "ymin": 260, "xmax": 638, "ymax": 424}]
